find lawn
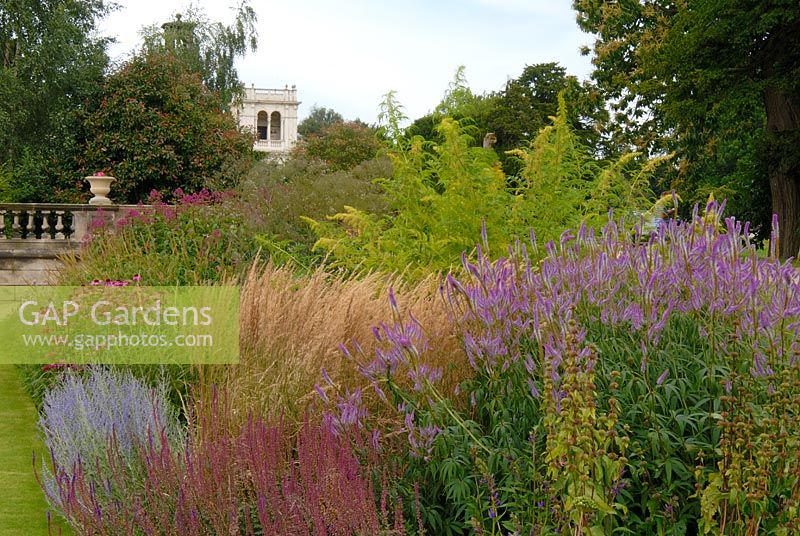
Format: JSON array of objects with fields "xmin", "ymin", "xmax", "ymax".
[{"xmin": 0, "ymin": 366, "xmax": 70, "ymax": 536}]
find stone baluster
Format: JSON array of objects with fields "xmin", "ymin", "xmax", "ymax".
[
  {"xmin": 0, "ymin": 209, "xmax": 6, "ymax": 239},
  {"xmin": 11, "ymin": 211, "xmax": 20, "ymax": 239},
  {"xmin": 33, "ymin": 209, "xmax": 44, "ymax": 239},
  {"xmin": 41, "ymin": 210, "xmax": 53, "ymax": 239},
  {"xmin": 54, "ymin": 211, "xmax": 66, "ymax": 240}
]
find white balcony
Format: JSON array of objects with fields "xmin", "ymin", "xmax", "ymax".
[{"xmin": 254, "ymin": 139, "xmax": 290, "ymax": 152}]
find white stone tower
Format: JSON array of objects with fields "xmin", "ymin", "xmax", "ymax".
[{"xmin": 236, "ymin": 84, "xmax": 300, "ymax": 153}]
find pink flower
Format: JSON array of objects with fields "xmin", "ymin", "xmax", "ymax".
[
  {"xmin": 132, "ymin": 274, "xmax": 142, "ymax": 282},
  {"xmin": 147, "ymin": 190, "xmax": 164, "ymax": 204},
  {"xmin": 95, "ymin": 171, "xmax": 105, "ymax": 176}
]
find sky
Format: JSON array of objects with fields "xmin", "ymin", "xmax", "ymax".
[{"xmin": 96, "ymin": 0, "xmax": 594, "ymax": 124}]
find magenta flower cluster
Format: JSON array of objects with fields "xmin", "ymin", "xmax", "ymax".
[
  {"xmin": 147, "ymin": 187, "xmax": 231, "ymax": 207},
  {"xmin": 89, "ymin": 274, "xmax": 141, "ymax": 286}
]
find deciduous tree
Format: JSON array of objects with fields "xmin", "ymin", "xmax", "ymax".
[
  {"xmin": 298, "ymin": 105, "xmax": 344, "ymax": 138},
  {"xmin": 141, "ymin": 1, "xmax": 258, "ymax": 112},
  {"xmin": 71, "ymin": 52, "xmax": 253, "ymax": 203},
  {"xmin": 0, "ymin": 0, "xmax": 111, "ymax": 200},
  {"xmin": 574, "ymin": 0, "xmax": 800, "ymax": 255},
  {"xmin": 408, "ymin": 64, "xmax": 608, "ymax": 176}
]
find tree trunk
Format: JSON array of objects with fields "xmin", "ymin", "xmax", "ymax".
[{"xmin": 764, "ymin": 85, "xmax": 800, "ymax": 260}]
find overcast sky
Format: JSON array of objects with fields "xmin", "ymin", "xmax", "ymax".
[{"xmin": 96, "ymin": 0, "xmax": 594, "ymax": 124}]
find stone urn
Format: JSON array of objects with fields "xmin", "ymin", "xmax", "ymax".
[{"xmin": 86, "ymin": 174, "xmax": 116, "ymax": 205}]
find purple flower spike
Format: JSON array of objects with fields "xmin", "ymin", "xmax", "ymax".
[{"xmin": 656, "ymin": 368, "xmax": 669, "ymax": 386}]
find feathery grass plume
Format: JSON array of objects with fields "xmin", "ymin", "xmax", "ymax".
[{"xmin": 222, "ymin": 261, "xmax": 465, "ymax": 424}]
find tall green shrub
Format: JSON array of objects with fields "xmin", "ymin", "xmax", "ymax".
[
  {"xmin": 71, "ymin": 52, "xmax": 254, "ymax": 203},
  {"xmin": 239, "ymin": 155, "xmax": 390, "ymax": 268},
  {"xmin": 293, "ymin": 121, "xmax": 382, "ymax": 172},
  {"xmin": 306, "ymin": 95, "xmax": 665, "ymax": 278}
]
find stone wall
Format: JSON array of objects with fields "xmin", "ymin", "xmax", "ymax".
[
  {"xmin": 0, "ymin": 240, "xmax": 76, "ymax": 285},
  {"xmin": 0, "ymin": 204, "xmax": 142, "ymax": 285}
]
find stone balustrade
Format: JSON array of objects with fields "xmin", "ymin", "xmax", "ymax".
[
  {"xmin": 0, "ymin": 204, "xmax": 143, "ymax": 285},
  {"xmin": 0, "ymin": 204, "xmax": 139, "ymax": 242},
  {"xmin": 254, "ymin": 139, "xmax": 290, "ymax": 152}
]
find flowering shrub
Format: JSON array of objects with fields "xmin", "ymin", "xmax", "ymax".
[
  {"xmin": 44, "ymin": 393, "xmax": 404, "ymax": 535},
  {"xmin": 38, "ymin": 368, "xmax": 182, "ymax": 517},
  {"xmin": 59, "ymin": 187, "xmax": 254, "ymax": 285},
  {"xmin": 306, "ymin": 97, "xmax": 664, "ymax": 279},
  {"xmin": 323, "ymin": 204, "xmax": 800, "ymax": 534},
  {"xmin": 74, "ymin": 52, "xmax": 254, "ymax": 204}
]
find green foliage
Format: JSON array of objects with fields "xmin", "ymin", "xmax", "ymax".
[
  {"xmin": 409, "ymin": 64, "xmax": 609, "ymax": 177},
  {"xmin": 0, "ymin": 160, "xmax": 15, "ymax": 202},
  {"xmin": 71, "ymin": 52, "xmax": 254, "ymax": 203},
  {"xmin": 584, "ymin": 316, "xmax": 720, "ymax": 534},
  {"xmin": 306, "ymin": 117, "xmax": 508, "ymax": 278},
  {"xmin": 308, "ymin": 95, "xmax": 662, "ymax": 279},
  {"xmin": 697, "ymin": 366, "xmax": 800, "ymax": 535},
  {"xmin": 238, "ymin": 155, "xmax": 390, "ymax": 268},
  {"xmin": 0, "ymin": 0, "xmax": 111, "ymax": 201},
  {"xmin": 573, "ymin": 0, "xmax": 800, "ymax": 252},
  {"xmin": 490, "ymin": 63, "xmax": 609, "ymax": 160},
  {"xmin": 141, "ymin": 1, "xmax": 258, "ymax": 111},
  {"xmin": 298, "ymin": 105, "xmax": 344, "ymax": 138},
  {"xmin": 0, "ymin": 0, "xmax": 111, "ymax": 155},
  {"xmin": 293, "ymin": 121, "xmax": 382, "ymax": 172},
  {"xmin": 433, "ymin": 66, "xmax": 494, "ymax": 123},
  {"xmin": 543, "ymin": 325, "xmax": 629, "ymax": 533},
  {"xmin": 58, "ymin": 192, "xmax": 254, "ymax": 286},
  {"xmin": 377, "ymin": 90, "xmax": 408, "ymax": 147},
  {"xmin": 407, "ymin": 67, "xmax": 497, "ymax": 151},
  {"xmin": 323, "ymin": 208, "xmax": 800, "ymax": 534},
  {"xmin": 1, "ymin": 1, "xmax": 257, "ymax": 203}
]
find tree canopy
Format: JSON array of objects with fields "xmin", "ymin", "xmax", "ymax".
[
  {"xmin": 0, "ymin": 0, "xmax": 111, "ymax": 200},
  {"xmin": 408, "ymin": 64, "xmax": 608, "ymax": 177},
  {"xmin": 141, "ymin": 1, "xmax": 258, "ymax": 111},
  {"xmin": 298, "ymin": 106, "xmax": 344, "ymax": 138},
  {"xmin": 574, "ymin": 0, "xmax": 800, "ymax": 254},
  {"xmin": 71, "ymin": 52, "xmax": 254, "ymax": 203}
]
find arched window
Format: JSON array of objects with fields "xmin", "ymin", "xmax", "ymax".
[
  {"xmin": 256, "ymin": 111, "xmax": 268, "ymax": 140},
  {"xmin": 270, "ymin": 111, "xmax": 281, "ymax": 140}
]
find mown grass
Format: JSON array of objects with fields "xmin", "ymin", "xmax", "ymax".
[{"xmin": 0, "ymin": 366, "xmax": 70, "ymax": 536}]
